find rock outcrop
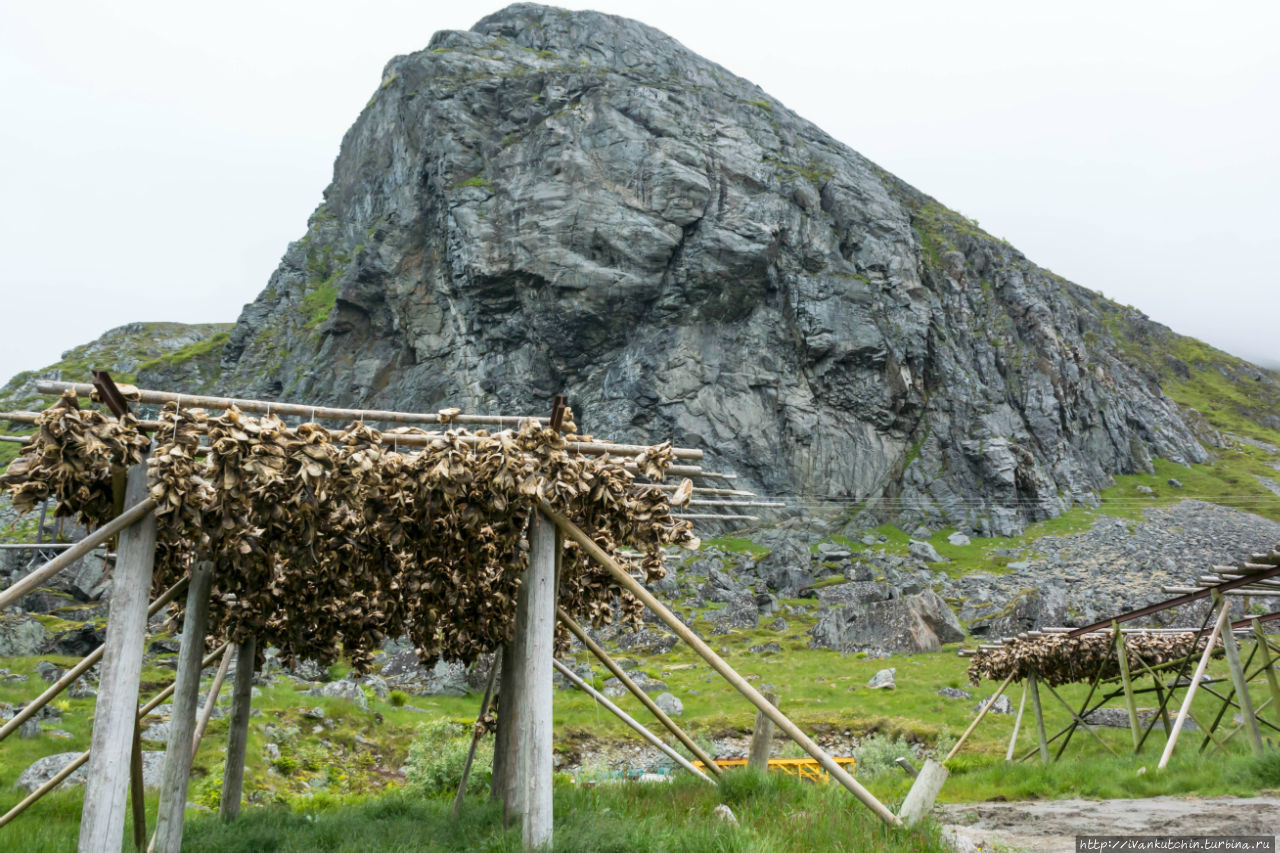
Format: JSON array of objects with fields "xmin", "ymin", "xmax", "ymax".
[
  {"xmin": 810, "ymin": 590, "xmax": 966, "ymax": 655},
  {"xmin": 170, "ymin": 3, "xmax": 1225, "ymax": 536}
]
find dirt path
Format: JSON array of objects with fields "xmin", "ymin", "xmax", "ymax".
[{"xmin": 939, "ymin": 796, "xmax": 1280, "ymax": 852}]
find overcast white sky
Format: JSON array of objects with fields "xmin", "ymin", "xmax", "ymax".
[{"xmin": 1, "ymin": 0, "xmax": 1277, "ymax": 385}]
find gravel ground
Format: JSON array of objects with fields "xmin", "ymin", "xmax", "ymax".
[{"xmin": 940, "ymin": 795, "xmax": 1280, "ymax": 852}]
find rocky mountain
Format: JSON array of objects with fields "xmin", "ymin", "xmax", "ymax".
[{"xmin": 8, "ymin": 4, "xmax": 1280, "ymax": 540}]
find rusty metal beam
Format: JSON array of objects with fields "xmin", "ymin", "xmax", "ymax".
[{"xmin": 1067, "ymin": 565, "xmax": 1280, "ymax": 637}]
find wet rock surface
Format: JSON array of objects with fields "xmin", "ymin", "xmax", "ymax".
[{"xmin": 182, "ymin": 3, "xmax": 1220, "ymax": 537}]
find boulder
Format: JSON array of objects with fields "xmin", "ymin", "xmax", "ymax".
[
  {"xmin": 867, "ymin": 668, "xmax": 896, "ymax": 689},
  {"xmin": 701, "ymin": 569, "xmax": 747, "ymax": 604},
  {"xmin": 65, "ymin": 554, "xmax": 111, "ymax": 601},
  {"xmin": 654, "ymin": 692, "xmax": 683, "ymax": 716},
  {"xmin": 979, "ymin": 585, "xmax": 1068, "ymax": 637},
  {"xmin": 908, "ymin": 540, "xmax": 945, "ymax": 563},
  {"xmin": 380, "ymin": 648, "xmax": 429, "ymax": 681},
  {"xmin": 16, "ymin": 750, "xmax": 166, "ymax": 793},
  {"xmin": 67, "ymin": 678, "xmax": 97, "ymax": 698},
  {"xmin": 709, "ymin": 590, "xmax": 758, "ymax": 631},
  {"xmin": 19, "ymin": 591, "xmax": 74, "ymax": 614},
  {"xmin": 815, "ymin": 581, "xmax": 890, "ymax": 608},
  {"xmin": 947, "ymin": 532, "xmax": 971, "ymax": 547},
  {"xmin": 809, "ymin": 591, "xmax": 966, "ymax": 655},
  {"xmin": 35, "ymin": 661, "xmax": 63, "ymax": 682},
  {"xmin": 47, "ymin": 624, "xmax": 105, "ymax": 657},
  {"xmin": 318, "ymin": 679, "xmax": 369, "ymax": 709},
  {"xmin": 972, "ymin": 695, "xmax": 1013, "ymax": 715},
  {"xmin": 937, "ymin": 687, "xmax": 971, "ymax": 699},
  {"xmin": 420, "ymin": 660, "xmax": 470, "ymax": 697},
  {"xmin": 0, "ymin": 615, "xmax": 48, "ymax": 657},
  {"xmin": 754, "ymin": 536, "xmax": 814, "ymax": 597}
]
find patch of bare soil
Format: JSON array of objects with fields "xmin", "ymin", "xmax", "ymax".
[{"xmin": 940, "ymin": 796, "xmax": 1280, "ymax": 852}]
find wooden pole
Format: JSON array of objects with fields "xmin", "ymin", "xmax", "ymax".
[
  {"xmin": 748, "ymin": 692, "xmax": 779, "ymax": 773},
  {"xmin": 138, "ymin": 645, "xmax": 227, "ymax": 717},
  {"xmin": 0, "ymin": 498, "xmax": 157, "ymax": 610},
  {"xmin": 1220, "ymin": 602, "xmax": 1263, "ymax": 753},
  {"xmin": 78, "ymin": 455, "xmax": 157, "ymax": 853},
  {"xmin": 490, "ymin": 642, "xmax": 517, "ymax": 806},
  {"xmin": 453, "ymin": 648, "xmax": 503, "ymax": 818},
  {"xmin": 0, "ymin": 645, "xmax": 226, "ymax": 832},
  {"xmin": 1053, "ymin": 655, "xmax": 1110, "ymax": 761},
  {"xmin": 0, "ymin": 751, "xmax": 91, "ymax": 829},
  {"xmin": 0, "ymin": 576, "xmax": 189, "ymax": 744},
  {"xmin": 1209, "ymin": 696, "xmax": 1274, "ymax": 756},
  {"xmin": 1253, "ymin": 618, "xmax": 1280, "ymax": 724},
  {"xmin": 1042, "ymin": 681, "xmax": 1119, "ymax": 757},
  {"xmin": 556, "ymin": 608, "xmax": 722, "ymax": 776},
  {"xmin": 192, "ymin": 645, "xmax": 234, "ymax": 754},
  {"xmin": 152, "ymin": 560, "xmax": 214, "ymax": 852},
  {"xmin": 552, "ymin": 659, "xmax": 714, "ymax": 784},
  {"xmin": 1028, "ymin": 669, "xmax": 1050, "ymax": 764},
  {"xmin": 1114, "ymin": 621, "xmax": 1142, "ymax": 751},
  {"xmin": 129, "ymin": 716, "xmax": 147, "ymax": 850},
  {"xmin": 1006, "ymin": 683, "xmax": 1027, "ymax": 761},
  {"xmin": 539, "ymin": 501, "xmax": 902, "ymax": 828},
  {"xmin": 944, "ymin": 673, "xmax": 1014, "ymax": 764},
  {"xmin": 33, "ymin": 381, "xmax": 704, "ymax": 460},
  {"xmin": 220, "ymin": 637, "xmax": 256, "ymax": 821},
  {"xmin": 1159, "ymin": 598, "xmax": 1231, "ymax": 769},
  {"xmin": 511, "ymin": 510, "xmax": 555, "ymax": 850},
  {"xmin": 550, "ymin": 655, "xmax": 711, "ymax": 783}
]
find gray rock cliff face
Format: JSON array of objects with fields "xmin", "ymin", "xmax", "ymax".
[{"xmin": 201, "ymin": 4, "xmax": 1208, "ymax": 534}]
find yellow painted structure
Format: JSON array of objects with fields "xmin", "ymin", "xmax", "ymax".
[{"xmin": 691, "ymin": 756, "xmax": 856, "ymax": 783}]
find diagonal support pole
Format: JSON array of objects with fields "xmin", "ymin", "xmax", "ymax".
[
  {"xmin": 1159, "ymin": 597, "xmax": 1231, "ymax": 769},
  {"xmin": 557, "ymin": 608, "xmax": 721, "ymax": 776},
  {"xmin": 539, "ymin": 501, "xmax": 903, "ymax": 827}
]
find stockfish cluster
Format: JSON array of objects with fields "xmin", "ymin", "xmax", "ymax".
[
  {"xmin": 3, "ymin": 398, "xmax": 699, "ymax": 673},
  {"xmin": 967, "ymin": 632, "xmax": 1221, "ymax": 687},
  {"xmin": 2, "ymin": 398, "xmax": 150, "ymax": 524}
]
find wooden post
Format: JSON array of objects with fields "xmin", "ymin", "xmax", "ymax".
[
  {"xmin": 1114, "ymin": 621, "xmax": 1142, "ymax": 751},
  {"xmin": 1006, "ymin": 682, "xmax": 1027, "ymax": 761},
  {"xmin": 491, "ymin": 643, "xmax": 517, "ymax": 806},
  {"xmin": 1159, "ymin": 598, "xmax": 1231, "ymax": 769},
  {"xmin": 539, "ymin": 501, "xmax": 902, "ymax": 828},
  {"xmin": 1221, "ymin": 618, "xmax": 1263, "ymax": 753},
  {"xmin": 1253, "ymin": 618, "xmax": 1280, "ymax": 725},
  {"xmin": 748, "ymin": 692, "xmax": 779, "ymax": 773},
  {"xmin": 944, "ymin": 673, "xmax": 1014, "ymax": 763},
  {"xmin": 504, "ymin": 510, "xmax": 556, "ymax": 850},
  {"xmin": 1042, "ymin": 681, "xmax": 1119, "ymax": 757},
  {"xmin": 552, "ymin": 659, "xmax": 713, "ymax": 785},
  {"xmin": 1028, "ymin": 669, "xmax": 1050, "ymax": 764},
  {"xmin": 220, "ymin": 637, "xmax": 256, "ymax": 821},
  {"xmin": 152, "ymin": 560, "xmax": 214, "ymax": 852},
  {"xmin": 558, "ymin": 608, "xmax": 721, "ymax": 776},
  {"xmin": 192, "ymin": 645, "xmax": 234, "ymax": 754},
  {"xmin": 453, "ymin": 648, "xmax": 503, "ymax": 818},
  {"xmin": 129, "ymin": 716, "xmax": 147, "ymax": 850},
  {"xmin": 78, "ymin": 454, "xmax": 157, "ymax": 853},
  {"xmin": 898, "ymin": 759, "xmax": 948, "ymax": 827}
]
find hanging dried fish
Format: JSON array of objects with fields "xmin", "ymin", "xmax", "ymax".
[
  {"xmin": 3, "ymin": 397, "xmax": 699, "ymax": 674},
  {"xmin": 967, "ymin": 631, "xmax": 1222, "ymax": 687}
]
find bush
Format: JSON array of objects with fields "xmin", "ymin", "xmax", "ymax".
[
  {"xmin": 389, "ymin": 690, "xmax": 409, "ymax": 707},
  {"xmin": 853, "ymin": 733, "xmax": 915, "ymax": 778},
  {"xmin": 404, "ymin": 718, "xmax": 491, "ymax": 797}
]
